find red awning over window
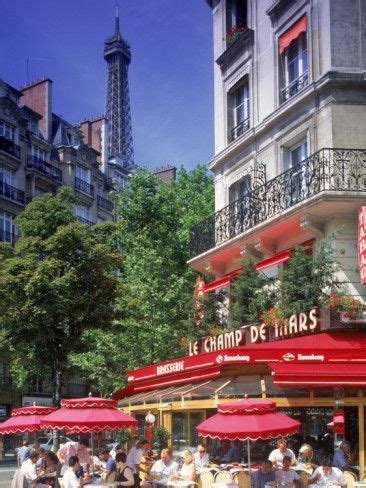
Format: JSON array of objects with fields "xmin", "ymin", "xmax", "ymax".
[
  {"xmin": 269, "ymin": 363, "xmax": 366, "ymax": 386},
  {"xmin": 279, "ymin": 15, "xmax": 307, "ymax": 54},
  {"xmin": 204, "ymin": 239, "xmax": 313, "ymax": 293}
]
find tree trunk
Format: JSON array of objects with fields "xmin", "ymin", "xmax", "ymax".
[{"xmin": 52, "ymin": 365, "xmax": 62, "ymax": 452}]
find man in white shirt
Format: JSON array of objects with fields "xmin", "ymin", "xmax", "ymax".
[
  {"xmin": 193, "ymin": 445, "xmax": 209, "ymax": 471},
  {"xmin": 309, "ymin": 460, "xmax": 347, "ymax": 488},
  {"xmin": 269, "ymin": 439, "xmax": 296, "ymax": 469},
  {"xmin": 275, "ymin": 456, "xmax": 300, "ymax": 488},
  {"xmin": 150, "ymin": 449, "xmax": 178, "ymax": 480},
  {"xmin": 63, "ymin": 455, "xmax": 91, "ymax": 488},
  {"xmin": 126, "ymin": 439, "xmax": 150, "ymax": 487},
  {"xmin": 20, "ymin": 450, "xmax": 45, "ymax": 486}
]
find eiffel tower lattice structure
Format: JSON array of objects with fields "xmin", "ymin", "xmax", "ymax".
[{"xmin": 104, "ymin": 4, "xmax": 134, "ymax": 166}]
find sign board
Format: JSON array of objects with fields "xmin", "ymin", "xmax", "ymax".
[
  {"xmin": 22, "ymin": 396, "xmax": 53, "ymax": 407},
  {"xmin": 189, "ymin": 308, "xmax": 319, "ymax": 356},
  {"xmin": 358, "ymin": 207, "xmax": 366, "ymax": 285}
]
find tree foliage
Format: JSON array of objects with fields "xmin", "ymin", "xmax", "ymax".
[
  {"xmin": 0, "ymin": 187, "xmax": 122, "ymax": 404},
  {"xmin": 71, "ymin": 166, "xmax": 214, "ymax": 394}
]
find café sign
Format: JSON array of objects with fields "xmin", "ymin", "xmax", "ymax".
[
  {"xmin": 189, "ymin": 308, "xmax": 319, "ymax": 356},
  {"xmin": 358, "ymin": 207, "xmax": 366, "ymax": 285}
]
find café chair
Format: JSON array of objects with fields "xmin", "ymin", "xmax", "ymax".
[
  {"xmin": 104, "ymin": 471, "xmax": 116, "ymax": 483},
  {"xmin": 58, "ymin": 478, "xmax": 64, "ymax": 488},
  {"xmin": 233, "ymin": 471, "xmax": 250, "ymax": 488},
  {"xmin": 198, "ymin": 471, "xmax": 215, "ymax": 488},
  {"xmin": 343, "ymin": 470, "xmax": 357, "ymax": 488},
  {"xmin": 214, "ymin": 470, "xmax": 233, "ymax": 484},
  {"xmin": 298, "ymin": 471, "xmax": 310, "ymax": 488}
]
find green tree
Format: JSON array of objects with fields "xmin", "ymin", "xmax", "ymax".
[
  {"xmin": 71, "ymin": 166, "xmax": 214, "ymax": 392},
  {"xmin": 0, "ymin": 187, "xmax": 122, "ymax": 406},
  {"xmin": 279, "ymin": 237, "xmax": 339, "ymax": 316},
  {"xmin": 230, "ymin": 256, "xmax": 276, "ymax": 327}
]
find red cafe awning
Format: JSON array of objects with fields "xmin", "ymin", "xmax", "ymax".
[
  {"xmin": 204, "ymin": 239, "xmax": 314, "ymax": 293},
  {"xmin": 279, "ymin": 15, "xmax": 307, "ymax": 54},
  {"xmin": 269, "ymin": 363, "xmax": 366, "ymax": 386},
  {"xmin": 114, "ymin": 332, "xmax": 366, "ymax": 399}
]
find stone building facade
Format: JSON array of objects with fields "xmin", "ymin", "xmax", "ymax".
[{"xmin": 189, "ymin": 0, "xmax": 366, "ymax": 300}]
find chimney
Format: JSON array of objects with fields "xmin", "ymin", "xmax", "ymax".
[
  {"xmin": 154, "ymin": 165, "xmax": 177, "ymax": 182},
  {"xmin": 20, "ymin": 77, "xmax": 53, "ymax": 141}
]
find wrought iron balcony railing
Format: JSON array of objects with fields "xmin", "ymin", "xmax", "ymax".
[
  {"xmin": 0, "ymin": 229, "xmax": 18, "ymax": 245},
  {"xmin": 189, "ymin": 148, "xmax": 366, "ymax": 258},
  {"xmin": 0, "ymin": 181, "xmax": 25, "ymax": 204},
  {"xmin": 97, "ymin": 195, "xmax": 114, "ymax": 212},
  {"xmin": 0, "ymin": 135, "xmax": 21, "ymax": 159},
  {"xmin": 75, "ymin": 177, "xmax": 94, "ymax": 196},
  {"xmin": 76, "ymin": 215, "xmax": 94, "ymax": 226},
  {"xmin": 26, "ymin": 156, "xmax": 62, "ymax": 182},
  {"xmin": 228, "ymin": 117, "xmax": 250, "ymax": 143},
  {"xmin": 281, "ymin": 71, "xmax": 309, "ymax": 102}
]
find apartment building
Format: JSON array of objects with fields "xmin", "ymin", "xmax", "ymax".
[{"xmin": 189, "ymin": 0, "xmax": 366, "ymax": 300}]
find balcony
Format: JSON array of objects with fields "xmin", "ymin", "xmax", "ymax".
[
  {"xmin": 281, "ymin": 71, "xmax": 308, "ymax": 103},
  {"xmin": 76, "ymin": 215, "xmax": 94, "ymax": 226},
  {"xmin": 97, "ymin": 195, "xmax": 114, "ymax": 213},
  {"xmin": 0, "ymin": 229, "xmax": 18, "ymax": 245},
  {"xmin": 75, "ymin": 177, "xmax": 94, "ymax": 196},
  {"xmin": 189, "ymin": 148, "xmax": 366, "ymax": 259},
  {"xmin": 228, "ymin": 117, "xmax": 250, "ymax": 143},
  {"xmin": 26, "ymin": 156, "xmax": 62, "ymax": 182},
  {"xmin": 0, "ymin": 136, "xmax": 20, "ymax": 159},
  {"xmin": 0, "ymin": 181, "xmax": 25, "ymax": 205}
]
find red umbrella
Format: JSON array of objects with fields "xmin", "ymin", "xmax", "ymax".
[
  {"xmin": 0, "ymin": 405, "xmax": 56, "ymax": 434},
  {"xmin": 40, "ymin": 395, "xmax": 137, "ymax": 433},
  {"xmin": 196, "ymin": 398, "xmax": 300, "ymax": 469}
]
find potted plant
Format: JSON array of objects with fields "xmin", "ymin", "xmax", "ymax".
[{"xmin": 152, "ymin": 425, "xmax": 170, "ymax": 453}]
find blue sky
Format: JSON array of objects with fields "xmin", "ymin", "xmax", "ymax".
[{"xmin": 0, "ymin": 0, "xmax": 214, "ymax": 170}]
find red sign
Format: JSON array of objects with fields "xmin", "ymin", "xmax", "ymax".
[
  {"xmin": 193, "ymin": 277, "xmax": 205, "ymax": 326},
  {"xmin": 358, "ymin": 207, "xmax": 366, "ymax": 285}
]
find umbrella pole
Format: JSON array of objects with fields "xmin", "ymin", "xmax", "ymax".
[
  {"xmin": 247, "ymin": 439, "xmax": 251, "ymax": 477},
  {"xmin": 91, "ymin": 432, "xmax": 94, "ymax": 478}
]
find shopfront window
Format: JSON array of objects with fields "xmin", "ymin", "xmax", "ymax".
[
  {"xmin": 172, "ymin": 411, "xmax": 205, "ymax": 454},
  {"xmin": 217, "ymin": 375, "xmax": 262, "ymax": 398}
]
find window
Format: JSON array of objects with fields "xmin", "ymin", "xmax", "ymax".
[
  {"xmin": 228, "ymin": 80, "xmax": 250, "ymax": 143},
  {"xmin": 0, "ymin": 121, "xmax": 14, "ymax": 141},
  {"xmin": 34, "ymin": 187, "xmax": 46, "ymax": 197},
  {"xmin": 226, "ymin": 0, "xmax": 247, "ymax": 45},
  {"xmin": 75, "ymin": 204, "xmax": 89, "ymax": 220},
  {"xmin": 114, "ymin": 172, "xmax": 126, "ymax": 189},
  {"xmin": 279, "ymin": 16, "xmax": 308, "ymax": 101},
  {"xmin": 229, "ymin": 174, "xmax": 251, "ymax": 203},
  {"xmin": 76, "ymin": 165, "xmax": 90, "ymax": 183},
  {"xmin": 284, "ymin": 139, "xmax": 308, "ymax": 204},
  {"xmin": 32, "ymin": 146, "xmax": 47, "ymax": 161},
  {"xmin": 0, "ymin": 212, "xmax": 15, "ymax": 243},
  {"xmin": 0, "ymin": 166, "xmax": 15, "ymax": 186}
]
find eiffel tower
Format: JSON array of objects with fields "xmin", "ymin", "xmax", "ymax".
[{"xmin": 104, "ymin": 4, "xmax": 134, "ymax": 167}]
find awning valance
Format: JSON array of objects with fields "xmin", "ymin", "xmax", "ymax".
[
  {"xmin": 269, "ymin": 363, "xmax": 366, "ymax": 386},
  {"xmin": 279, "ymin": 15, "xmax": 307, "ymax": 54}
]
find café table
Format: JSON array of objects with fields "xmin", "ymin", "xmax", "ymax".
[
  {"xmin": 84, "ymin": 484, "xmax": 115, "ymax": 488},
  {"xmin": 211, "ymin": 483, "xmax": 239, "ymax": 488}
]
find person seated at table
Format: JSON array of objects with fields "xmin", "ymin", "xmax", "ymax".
[
  {"xmin": 99, "ymin": 448, "xmax": 117, "ymax": 482},
  {"xmin": 333, "ymin": 441, "xmax": 353, "ymax": 471},
  {"xmin": 115, "ymin": 452, "xmax": 135, "ymax": 487},
  {"xmin": 62, "ymin": 455, "xmax": 91, "ymax": 488},
  {"xmin": 223, "ymin": 441, "xmax": 242, "ymax": 463},
  {"xmin": 171, "ymin": 450, "xmax": 196, "ymax": 483},
  {"xmin": 309, "ymin": 458, "xmax": 346, "ymax": 488},
  {"xmin": 251, "ymin": 460, "xmax": 276, "ymax": 488},
  {"xmin": 39, "ymin": 451, "xmax": 61, "ymax": 486},
  {"xmin": 275, "ymin": 455, "xmax": 300, "ymax": 488},
  {"xmin": 20, "ymin": 449, "xmax": 46, "ymax": 487},
  {"xmin": 297, "ymin": 444, "xmax": 318, "ymax": 473},
  {"xmin": 36, "ymin": 447, "xmax": 47, "ymax": 472},
  {"xmin": 142, "ymin": 448, "xmax": 178, "ymax": 486},
  {"xmin": 193, "ymin": 445, "xmax": 209, "ymax": 470},
  {"xmin": 269, "ymin": 439, "xmax": 296, "ymax": 469},
  {"xmin": 57, "ymin": 437, "xmax": 92, "ymax": 476},
  {"xmin": 88, "ymin": 448, "xmax": 103, "ymax": 470}
]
